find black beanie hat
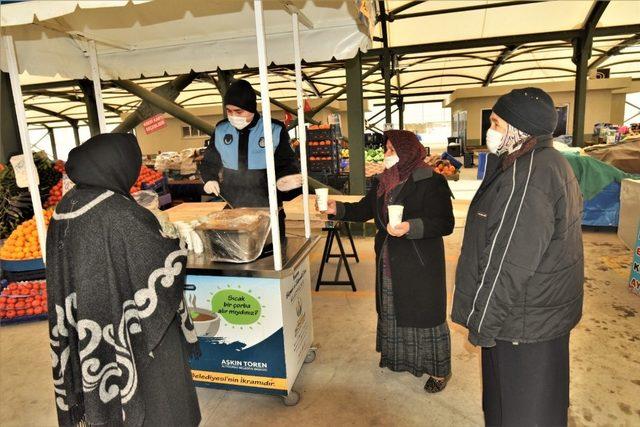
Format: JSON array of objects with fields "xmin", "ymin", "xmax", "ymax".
[
  {"xmin": 224, "ymin": 79, "xmax": 257, "ymax": 114},
  {"xmin": 492, "ymin": 87, "xmax": 558, "ymax": 136}
]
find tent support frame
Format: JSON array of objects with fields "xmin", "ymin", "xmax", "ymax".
[
  {"xmin": 254, "ymin": 0, "xmax": 283, "ymax": 271},
  {"xmin": 1, "ymin": 35, "xmax": 48, "ymax": 262},
  {"xmin": 113, "ymin": 71, "xmax": 199, "ymax": 133},
  {"xmin": 572, "ymin": 1, "xmax": 609, "ymax": 147},
  {"xmin": 378, "ymin": 1, "xmax": 393, "ymax": 125},
  {"xmin": 292, "ymin": 11, "xmax": 312, "ymax": 239},
  {"xmin": 346, "ymin": 53, "xmax": 366, "ymax": 195},
  {"xmin": 87, "ymin": 40, "xmax": 107, "ymax": 134}
]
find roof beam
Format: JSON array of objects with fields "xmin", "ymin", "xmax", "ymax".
[
  {"xmin": 388, "ymin": 1, "xmax": 541, "ymax": 21},
  {"xmin": 286, "ymin": 63, "xmax": 382, "ymax": 130},
  {"xmin": 588, "ymin": 33, "xmax": 640, "ymax": 70},
  {"xmin": 26, "ymin": 89, "xmax": 122, "ymax": 115},
  {"xmin": 387, "ymin": 1, "xmax": 425, "ymax": 20},
  {"xmin": 483, "ymin": 45, "xmax": 520, "ymax": 86},
  {"xmin": 22, "ymin": 80, "xmax": 83, "ymax": 91},
  {"xmin": 113, "ymin": 78, "xmax": 214, "ymax": 135},
  {"xmin": 113, "ymin": 71, "xmax": 199, "ymax": 133},
  {"xmin": 286, "ymin": 66, "xmax": 322, "ymax": 97},
  {"xmin": 365, "ymin": 25, "xmax": 640, "ymax": 56},
  {"xmin": 25, "ymin": 104, "xmax": 79, "ymax": 126}
]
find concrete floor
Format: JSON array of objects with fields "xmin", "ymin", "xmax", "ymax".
[{"xmin": 1, "ymin": 209, "xmax": 639, "ymax": 426}]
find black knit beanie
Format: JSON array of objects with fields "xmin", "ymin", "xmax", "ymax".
[
  {"xmin": 492, "ymin": 87, "xmax": 558, "ymax": 136},
  {"xmin": 224, "ymin": 79, "xmax": 257, "ymax": 113}
]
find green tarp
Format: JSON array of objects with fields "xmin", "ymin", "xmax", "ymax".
[{"xmin": 562, "ymin": 152, "xmax": 639, "ymax": 201}]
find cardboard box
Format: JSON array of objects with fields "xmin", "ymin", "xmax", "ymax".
[
  {"xmin": 628, "ymin": 225, "xmax": 640, "ymax": 297},
  {"xmin": 618, "ymin": 179, "xmax": 640, "ymax": 249}
]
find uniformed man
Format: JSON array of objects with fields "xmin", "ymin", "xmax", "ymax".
[{"xmin": 199, "ymin": 79, "xmax": 302, "ymax": 236}]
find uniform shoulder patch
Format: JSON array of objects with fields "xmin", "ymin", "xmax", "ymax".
[
  {"xmin": 224, "ymin": 133, "xmax": 233, "ymax": 145},
  {"xmin": 258, "ymin": 137, "xmax": 265, "ymax": 148}
]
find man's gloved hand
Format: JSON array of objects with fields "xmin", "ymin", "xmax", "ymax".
[
  {"xmin": 174, "ymin": 221, "xmax": 193, "ymax": 250},
  {"xmin": 174, "ymin": 221, "xmax": 204, "ymax": 254},
  {"xmin": 203, "ymin": 180, "xmax": 220, "ymax": 196},
  {"xmin": 276, "ymin": 174, "xmax": 303, "ymax": 192}
]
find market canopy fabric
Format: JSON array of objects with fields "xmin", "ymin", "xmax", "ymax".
[
  {"xmin": 4, "ymin": 0, "xmax": 640, "ymax": 128},
  {"xmin": 0, "ymin": 0, "xmax": 373, "ymax": 80},
  {"xmin": 368, "ymin": 1, "xmax": 640, "ymax": 105}
]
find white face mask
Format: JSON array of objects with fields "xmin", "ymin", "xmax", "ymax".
[
  {"xmin": 486, "ymin": 128, "xmax": 505, "ymax": 154},
  {"xmin": 228, "ymin": 115, "xmax": 250, "ymax": 130},
  {"xmin": 384, "ymin": 154, "xmax": 400, "ymax": 169}
]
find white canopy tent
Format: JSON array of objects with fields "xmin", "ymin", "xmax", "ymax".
[
  {"xmin": 1, "ymin": 0, "xmax": 374, "ymax": 269},
  {"xmin": 1, "ymin": 0, "xmax": 371, "ymax": 79},
  {"xmin": 7, "ymin": 1, "xmax": 638, "ymax": 132}
]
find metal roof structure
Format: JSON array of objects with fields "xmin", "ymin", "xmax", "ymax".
[{"xmin": 9, "ymin": 0, "xmax": 640, "ymax": 130}]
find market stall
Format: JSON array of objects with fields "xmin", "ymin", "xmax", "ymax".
[{"xmin": 1, "ymin": 0, "xmax": 373, "ymax": 404}]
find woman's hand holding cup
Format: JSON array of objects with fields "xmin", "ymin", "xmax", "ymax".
[
  {"xmin": 315, "ymin": 198, "xmax": 337, "ymax": 215},
  {"xmin": 387, "ymin": 221, "xmax": 410, "ymax": 237},
  {"xmin": 324, "ymin": 200, "xmax": 337, "ymax": 215}
]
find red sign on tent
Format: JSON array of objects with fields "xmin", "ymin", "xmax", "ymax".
[
  {"xmin": 143, "ymin": 114, "xmax": 167, "ymax": 134},
  {"xmin": 304, "ymin": 99, "xmax": 312, "ymax": 113}
]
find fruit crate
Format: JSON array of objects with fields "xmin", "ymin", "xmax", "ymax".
[
  {"xmin": 306, "ymin": 136, "xmax": 342, "ymax": 174},
  {"xmin": 0, "ymin": 279, "xmax": 48, "ymax": 326},
  {"xmin": 0, "ymin": 258, "xmax": 46, "ymax": 272},
  {"xmin": 142, "ymin": 175, "xmax": 169, "ymax": 193},
  {"xmin": 306, "ymin": 128, "xmax": 336, "ymax": 141},
  {"xmin": 309, "ymin": 160, "xmax": 339, "ymax": 174}
]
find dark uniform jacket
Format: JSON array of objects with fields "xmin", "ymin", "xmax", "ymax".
[{"xmin": 199, "ymin": 114, "xmax": 300, "ymax": 208}]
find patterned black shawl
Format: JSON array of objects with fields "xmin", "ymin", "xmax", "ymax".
[{"xmin": 46, "ymin": 134, "xmax": 198, "ymax": 426}]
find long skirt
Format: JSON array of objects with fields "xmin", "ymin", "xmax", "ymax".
[
  {"xmin": 482, "ymin": 334, "xmax": 570, "ymax": 427},
  {"xmin": 376, "ymin": 274, "xmax": 451, "ymax": 378}
]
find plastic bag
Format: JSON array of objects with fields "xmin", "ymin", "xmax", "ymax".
[
  {"xmin": 133, "ymin": 190, "xmax": 179, "ymax": 238},
  {"xmin": 195, "ymin": 208, "xmax": 271, "ymax": 263},
  {"xmin": 154, "ymin": 151, "xmax": 180, "ymax": 172},
  {"xmin": 179, "ymin": 148, "xmax": 198, "ymax": 175},
  {"xmin": 133, "ymin": 190, "xmax": 159, "ymax": 210}
]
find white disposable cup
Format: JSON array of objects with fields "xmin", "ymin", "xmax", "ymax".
[
  {"xmin": 388, "ymin": 205, "xmax": 404, "ymax": 228},
  {"xmin": 316, "ymin": 188, "xmax": 329, "ymax": 211}
]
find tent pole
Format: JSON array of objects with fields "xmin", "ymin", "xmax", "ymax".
[
  {"xmin": 346, "ymin": 54, "xmax": 365, "ymax": 195},
  {"xmin": 378, "ymin": 1, "xmax": 393, "ymax": 125},
  {"xmin": 292, "ymin": 11, "xmax": 311, "ymax": 240},
  {"xmin": 87, "ymin": 40, "xmax": 107, "ymax": 133},
  {"xmin": 2, "ymin": 35, "xmax": 48, "ymax": 262},
  {"xmin": 71, "ymin": 121, "xmax": 81, "ymax": 146},
  {"xmin": 254, "ymin": 0, "xmax": 283, "ymax": 271}
]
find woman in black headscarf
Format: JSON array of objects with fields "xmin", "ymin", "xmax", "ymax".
[{"xmin": 46, "ymin": 133, "xmax": 201, "ymax": 427}]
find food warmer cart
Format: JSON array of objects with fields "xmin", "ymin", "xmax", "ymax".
[{"xmin": 164, "ymin": 203, "xmax": 318, "ymax": 405}]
